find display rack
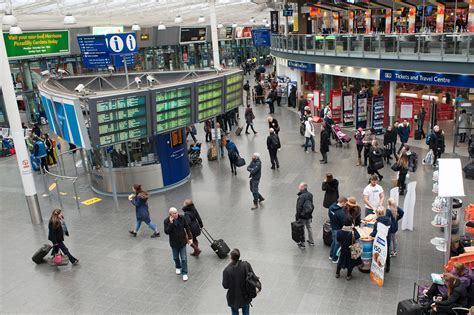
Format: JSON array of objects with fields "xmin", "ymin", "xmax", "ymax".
[
  {"xmin": 342, "ymin": 93, "xmax": 354, "ymax": 127},
  {"xmin": 371, "ymin": 96, "xmax": 384, "ymax": 134}
]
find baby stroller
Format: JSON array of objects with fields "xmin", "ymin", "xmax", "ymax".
[
  {"xmin": 188, "ymin": 142, "xmax": 202, "ymax": 166},
  {"xmin": 331, "ymin": 125, "xmax": 351, "ymax": 148}
]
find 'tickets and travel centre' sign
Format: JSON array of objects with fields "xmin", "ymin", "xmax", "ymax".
[{"xmin": 3, "ymin": 30, "xmax": 70, "ymax": 59}]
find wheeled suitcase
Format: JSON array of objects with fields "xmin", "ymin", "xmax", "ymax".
[
  {"xmin": 323, "ymin": 220, "xmax": 332, "ymax": 246},
  {"xmin": 207, "ymin": 146, "xmax": 217, "ymax": 161},
  {"xmin": 397, "ymin": 299, "xmax": 423, "ymax": 315},
  {"xmin": 463, "ymin": 162, "xmax": 474, "ymax": 179},
  {"xmin": 32, "ymin": 244, "xmax": 52, "ymax": 264},
  {"xmin": 235, "ymin": 126, "xmax": 243, "ymax": 136},
  {"xmin": 291, "ymin": 221, "xmax": 305, "ymax": 244},
  {"xmin": 201, "ymin": 227, "xmax": 230, "ymax": 259},
  {"xmin": 414, "ymin": 130, "xmax": 422, "ymax": 140}
]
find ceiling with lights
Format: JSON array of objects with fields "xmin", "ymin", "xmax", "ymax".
[{"xmin": 0, "ymin": 0, "xmax": 274, "ymax": 30}]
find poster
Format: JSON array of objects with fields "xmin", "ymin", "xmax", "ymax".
[
  {"xmin": 343, "ymin": 95, "xmax": 353, "ymax": 110},
  {"xmin": 349, "ymin": 11, "xmax": 354, "ymax": 34},
  {"xmin": 356, "ymin": 96, "xmax": 368, "ymax": 129},
  {"xmin": 370, "ymin": 223, "xmax": 389, "ymax": 287},
  {"xmin": 313, "ymin": 90, "xmax": 321, "ymax": 116},
  {"xmin": 436, "ymin": 4, "xmax": 445, "ymax": 33},
  {"xmin": 408, "ymin": 7, "xmax": 416, "ymax": 33},
  {"xmin": 400, "ymin": 102, "xmax": 413, "ymax": 119},
  {"xmin": 468, "ymin": 2, "xmax": 474, "ymax": 33},
  {"xmin": 385, "ymin": 9, "xmax": 392, "ymax": 34},
  {"xmin": 330, "ymin": 89, "xmax": 342, "ymax": 124},
  {"xmin": 332, "ymin": 12, "xmax": 339, "ymax": 33},
  {"xmin": 365, "ymin": 10, "xmax": 372, "ymax": 33}
]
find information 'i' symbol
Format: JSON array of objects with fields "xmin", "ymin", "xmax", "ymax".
[
  {"xmin": 126, "ymin": 34, "xmax": 137, "ymax": 52},
  {"xmin": 109, "ymin": 35, "xmax": 124, "ymax": 53}
]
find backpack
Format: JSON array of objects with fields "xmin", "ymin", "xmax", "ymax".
[
  {"xmin": 243, "ymin": 261, "xmax": 261, "ymax": 300},
  {"xmin": 426, "ymin": 132, "xmax": 432, "ymax": 145},
  {"xmin": 243, "ymin": 83, "xmax": 250, "ymax": 91}
]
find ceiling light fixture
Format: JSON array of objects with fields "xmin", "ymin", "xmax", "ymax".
[
  {"xmin": 158, "ymin": 22, "xmax": 166, "ymax": 30},
  {"xmin": 198, "ymin": 15, "xmax": 205, "ymax": 23},
  {"xmin": 131, "ymin": 23, "xmax": 141, "ymax": 31},
  {"xmin": 217, "ymin": 23, "xmax": 224, "ymax": 29},
  {"xmin": 263, "ymin": 18, "xmax": 268, "ymax": 24},
  {"xmin": 249, "ymin": 17, "xmax": 256, "ymax": 23},
  {"xmin": 265, "ymin": 23, "xmax": 270, "ymax": 28},
  {"xmin": 232, "ymin": 22, "xmax": 237, "ymax": 28},
  {"xmin": 175, "ymin": 15, "xmax": 183, "ymax": 23},
  {"xmin": 9, "ymin": 25, "xmax": 23, "ymax": 35},
  {"xmin": 2, "ymin": 13, "xmax": 17, "ymax": 26},
  {"xmin": 63, "ymin": 14, "xmax": 76, "ymax": 25}
]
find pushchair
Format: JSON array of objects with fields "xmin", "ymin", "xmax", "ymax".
[
  {"xmin": 188, "ymin": 142, "xmax": 202, "ymax": 166},
  {"xmin": 331, "ymin": 125, "xmax": 351, "ymax": 148}
]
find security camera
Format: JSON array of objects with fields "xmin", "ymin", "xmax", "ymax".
[
  {"xmin": 146, "ymin": 75, "xmax": 156, "ymax": 84},
  {"xmin": 135, "ymin": 76, "xmax": 142, "ymax": 88},
  {"xmin": 340, "ymin": 67, "xmax": 345, "ymax": 73},
  {"xmin": 108, "ymin": 65, "xmax": 115, "ymax": 73},
  {"xmin": 40, "ymin": 70, "xmax": 50, "ymax": 76},
  {"xmin": 57, "ymin": 69, "xmax": 68, "ymax": 75},
  {"xmin": 75, "ymin": 84, "xmax": 85, "ymax": 93}
]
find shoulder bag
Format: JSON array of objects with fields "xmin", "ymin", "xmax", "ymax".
[{"xmin": 349, "ymin": 231, "xmax": 362, "ymax": 260}]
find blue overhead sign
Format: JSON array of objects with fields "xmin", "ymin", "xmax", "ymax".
[
  {"xmin": 287, "ymin": 60, "xmax": 315, "ymax": 72},
  {"xmin": 380, "ymin": 70, "xmax": 474, "ymax": 88},
  {"xmin": 283, "ymin": 9, "xmax": 293, "ymax": 17},
  {"xmin": 105, "ymin": 32, "xmax": 138, "ymax": 55},
  {"xmin": 251, "ymin": 29, "xmax": 271, "ymax": 47},
  {"xmin": 77, "ymin": 35, "xmax": 111, "ymax": 69}
]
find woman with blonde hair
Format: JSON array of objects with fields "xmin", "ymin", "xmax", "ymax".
[
  {"xmin": 48, "ymin": 209, "xmax": 79, "ymax": 264},
  {"xmin": 370, "ymin": 206, "xmax": 392, "ymax": 273},
  {"xmin": 387, "ymin": 198, "xmax": 404, "ymax": 257}
]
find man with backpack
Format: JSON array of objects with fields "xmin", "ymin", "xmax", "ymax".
[
  {"xmin": 295, "ymin": 182, "xmax": 315, "ymax": 249},
  {"xmin": 266, "ymin": 128, "xmax": 280, "ymax": 170},
  {"xmin": 222, "ymin": 248, "xmax": 259, "ymax": 315}
]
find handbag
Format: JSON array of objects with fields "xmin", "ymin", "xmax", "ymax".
[
  {"xmin": 423, "ymin": 149, "xmax": 434, "ymax": 165},
  {"xmin": 53, "ymin": 250, "xmax": 63, "ymax": 265},
  {"xmin": 348, "ymin": 231, "xmax": 362, "ymax": 260},
  {"xmin": 391, "ymin": 162, "xmax": 401, "ymax": 172}
]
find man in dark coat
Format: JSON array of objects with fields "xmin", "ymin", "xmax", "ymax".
[
  {"xmin": 247, "ymin": 153, "xmax": 264, "ymax": 210},
  {"xmin": 164, "ymin": 207, "xmax": 193, "ymax": 281},
  {"xmin": 336, "ymin": 217, "xmax": 362, "ymax": 280},
  {"xmin": 295, "ymin": 182, "xmax": 315, "ymax": 248},
  {"xmin": 320, "ymin": 123, "xmax": 330, "ymax": 164},
  {"xmin": 429, "ymin": 125, "xmax": 445, "ymax": 165},
  {"xmin": 266, "ymin": 128, "xmax": 280, "ymax": 170},
  {"xmin": 418, "ymin": 106, "xmax": 426, "ymax": 138},
  {"xmin": 222, "ymin": 249, "xmax": 255, "ymax": 314},
  {"xmin": 328, "ymin": 198, "xmax": 347, "ymax": 263}
]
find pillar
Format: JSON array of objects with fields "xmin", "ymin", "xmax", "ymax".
[
  {"xmin": 389, "ymin": 81, "xmax": 396, "ymax": 125},
  {"xmin": 209, "ymin": 0, "xmax": 221, "ymax": 70},
  {"xmin": 297, "ymin": 0, "xmax": 308, "ymax": 34}
]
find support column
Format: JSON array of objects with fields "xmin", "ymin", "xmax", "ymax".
[
  {"xmin": 389, "ymin": 81, "xmax": 396, "ymax": 125},
  {"xmin": 209, "ymin": 0, "xmax": 221, "ymax": 70},
  {"xmin": 0, "ymin": 27, "xmax": 42, "ymax": 224},
  {"xmin": 284, "ymin": 0, "xmax": 289, "ymax": 35}
]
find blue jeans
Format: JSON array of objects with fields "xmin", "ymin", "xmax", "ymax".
[
  {"xmin": 231, "ymin": 304, "xmax": 250, "ymax": 315},
  {"xmin": 304, "ymin": 136, "xmax": 315, "ymax": 152},
  {"xmin": 135, "ymin": 220, "xmax": 157, "ymax": 233},
  {"xmin": 329, "ymin": 229, "xmax": 340, "ymax": 261},
  {"xmin": 172, "ymin": 246, "xmax": 188, "ymax": 275}
]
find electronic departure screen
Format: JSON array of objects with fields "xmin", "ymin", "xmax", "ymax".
[
  {"xmin": 95, "ymin": 95, "xmax": 148, "ymax": 146},
  {"xmin": 155, "ymin": 86, "xmax": 193, "ymax": 133},
  {"xmin": 197, "ymin": 79, "xmax": 223, "ymax": 121},
  {"xmin": 225, "ymin": 73, "xmax": 243, "ymax": 111}
]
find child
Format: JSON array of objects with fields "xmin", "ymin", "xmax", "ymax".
[{"xmin": 387, "ymin": 198, "xmax": 404, "ymax": 257}]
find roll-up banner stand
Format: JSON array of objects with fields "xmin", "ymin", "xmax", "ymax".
[{"xmin": 356, "ymin": 94, "xmax": 368, "ymax": 129}]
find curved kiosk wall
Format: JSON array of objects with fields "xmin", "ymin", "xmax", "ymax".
[{"xmin": 38, "ymin": 69, "xmax": 243, "ymax": 195}]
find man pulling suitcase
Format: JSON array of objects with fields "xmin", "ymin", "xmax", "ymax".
[{"xmin": 293, "ymin": 182, "xmax": 315, "ymax": 249}]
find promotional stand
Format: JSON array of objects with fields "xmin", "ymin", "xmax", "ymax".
[
  {"xmin": 330, "ymin": 89, "xmax": 342, "ymax": 124},
  {"xmin": 356, "ymin": 94, "xmax": 368, "ymax": 129},
  {"xmin": 371, "ymin": 96, "xmax": 385, "ymax": 134},
  {"xmin": 342, "ymin": 93, "xmax": 354, "ymax": 127}
]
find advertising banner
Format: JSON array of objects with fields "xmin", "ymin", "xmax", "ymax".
[
  {"xmin": 469, "ymin": 2, "xmax": 474, "ymax": 33},
  {"xmin": 270, "ymin": 10, "xmax": 279, "ymax": 33},
  {"xmin": 401, "ymin": 182, "xmax": 417, "ymax": 231},
  {"xmin": 3, "ymin": 30, "xmax": 69, "ymax": 59},
  {"xmin": 180, "ymin": 27, "xmax": 207, "ymax": 43},
  {"xmin": 400, "ymin": 102, "xmax": 414, "ymax": 119},
  {"xmin": 365, "ymin": 10, "xmax": 372, "ymax": 33},
  {"xmin": 385, "ymin": 9, "xmax": 392, "ymax": 34},
  {"xmin": 436, "ymin": 4, "xmax": 445, "ymax": 33},
  {"xmin": 349, "ymin": 11, "xmax": 354, "ymax": 34},
  {"xmin": 408, "ymin": 7, "xmax": 416, "ymax": 33},
  {"xmin": 332, "ymin": 12, "xmax": 339, "ymax": 33},
  {"xmin": 235, "ymin": 27, "xmax": 252, "ymax": 39},
  {"xmin": 293, "ymin": 3, "xmax": 299, "ymax": 33},
  {"xmin": 370, "ymin": 223, "xmax": 389, "ymax": 287},
  {"xmin": 356, "ymin": 96, "xmax": 368, "ymax": 129}
]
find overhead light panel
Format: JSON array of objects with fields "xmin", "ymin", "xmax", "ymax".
[
  {"xmin": 2, "ymin": 13, "xmax": 17, "ymax": 26},
  {"xmin": 232, "ymin": 22, "xmax": 237, "ymax": 28},
  {"xmin": 64, "ymin": 14, "xmax": 76, "ymax": 25},
  {"xmin": 217, "ymin": 23, "xmax": 224, "ymax": 29},
  {"xmin": 175, "ymin": 15, "xmax": 183, "ymax": 23},
  {"xmin": 158, "ymin": 22, "xmax": 166, "ymax": 30},
  {"xmin": 249, "ymin": 17, "xmax": 256, "ymax": 23},
  {"xmin": 263, "ymin": 18, "xmax": 268, "ymax": 24},
  {"xmin": 9, "ymin": 25, "xmax": 22, "ymax": 35},
  {"xmin": 131, "ymin": 23, "xmax": 141, "ymax": 31},
  {"xmin": 198, "ymin": 15, "xmax": 205, "ymax": 23},
  {"xmin": 265, "ymin": 23, "xmax": 270, "ymax": 28}
]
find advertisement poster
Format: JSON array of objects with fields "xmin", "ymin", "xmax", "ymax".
[
  {"xmin": 330, "ymin": 89, "xmax": 342, "ymax": 124},
  {"xmin": 370, "ymin": 223, "xmax": 389, "ymax": 287},
  {"xmin": 235, "ymin": 26, "xmax": 252, "ymax": 39},
  {"xmin": 408, "ymin": 7, "xmax": 416, "ymax": 33},
  {"xmin": 400, "ymin": 102, "xmax": 414, "ymax": 119},
  {"xmin": 349, "ymin": 11, "xmax": 354, "ymax": 34},
  {"xmin": 356, "ymin": 96, "xmax": 368, "ymax": 129},
  {"xmin": 385, "ymin": 9, "xmax": 392, "ymax": 34},
  {"xmin": 343, "ymin": 94, "xmax": 354, "ymax": 127},
  {"xmin": 436, "ymin": 4, "xmax": 445, "ymax": 33},
  {"xmin": 371, "ymin": 96, "xmax": 385, "ymax": 133},
  {"xmin": 313, "ymin": 90, "xmax": 321, "ymax": 116},
  {"xmin": 3, "ymin": 31, "xmax": 70, "ymax": 59},
  {"xmin": 332, "ymin": 12, "xmax": 339, "ymax": 33},
  {"xmin": 293, "ymin": 3, "xmax": 299, "ymax": 33},
  {"xmin": 469, "ymin": 3, "xmax": 474, "ymax": 33},
  {"xmin": 365, "ymin": 10, "xmax": 372, "ymax": 33}
]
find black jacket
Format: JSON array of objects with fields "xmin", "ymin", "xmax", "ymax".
[
  {"xmin": 296, "ymin": 189, "xmax": 314, "ymax": 220},
  {"xmin": 430, "ymin": 131, "xmax": 445, "ymax": 153},
  {"xmin": 163, "ymin": 214, "xmax": 192, "ymax": 248},
  {"xmin": 370, "ymin": 214, "xmax": 392, "ymax": 245},
  {"xmin": 267, "ymin": 134, "xmax": 281, "ymax": 151},
  {"xmin": 322, "ymin": 179, "xmax": 339, "ymax": 208},
  {"xmin": 328, "ymin": 203, "xmax": 345, "ymax": 230},
  {"xmin": 337, "ymin": 228, "xmax": 362, "ymax": 270},
  {"xmin": 247, "ymin": 158, "xmax": 262, "ymax": 181},
  {"xmin": 268, "ymin": 119, "xmax": 280, "ymax": 133},
  {"xmin": 320, "ymin": 129, "xmax": 330, "ymax": 154},
  {"xmin": 222, "ymin": 260, "xmax": 254, "ymax": 308},
  {"xmin": 383, "ymin": 130, "xmax": 397, "ymax": 146},
  {"xmin": 182, "ymin": 204, "xmax": 203, "ymax": 238},
  {"xmin": 435, "ymin": 280, "xmax": 468, "ymax": 308},
  {"xmin": 48, "ymin": 221, "xmax": 64, "ymax": 244}
]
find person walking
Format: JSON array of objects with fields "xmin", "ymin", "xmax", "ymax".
[
  {"xmin": 276, "ymin": 85, "xmax": 283, "ymax": 107},
  {"xmin": 387, "ymin": 198, "xmax": 404, "ymax": 257},
  {"xmin": 48, "ymin": 209, "xmax": 79, "ymax": 265},
  {"xmin": 383, "ymin": 126, "xmax": 397, "ymax": 163},
  {"xmin": 222, "ymin": 249, "xmax": 255, "ymax": 315},
  {"xmin": 418, "ymin": 106, "xmax": 426, "ymax": 139},
  {"xmin": 320, "ymin": 123, "xmax": 330, "ymax": 164},
  {"xmin": 43, "ymin": 133, "xmax": 56, "ymax": 166},
  {"xmin": 33, "ymin": 136, "xmax": 49, "ymax": 172},
  {"xmin": 298, "ymin": 95, "xmax": 307, "ymax": 117},
  {"xmin": 363, "ymin": 175, "xmax": 385, "ymax": 216},
  {"xmin": 266, "ymin": 128, "xmax": 280, "ymax": 170},
  {"xmin": 266, "ymin": 89, "xmax": 276, "ymax": 114},
  {"xmin": 303, "ymin": 117, "xmax": 316, "ymax": 153},
  {"xmin": 225, "ymin": 138, "xmax": 240, "ymax": 175},
  {"xmin": 397, "ymin": 120, "xmax": 410, "ymax": 154},
  {"xmin": 428, "ymin": 125, "xmax": 446, "ymax": 166},
  {"xmin": 368, "ymin": 140, "xmax": 384, "ymax": 180},
  {"xmin": 164, "ymin": 207, "xmax": 193, "ymax": 281},
  {"xmin": 458, "ymin": 109, "xmax": 469, "ymax": 143},
  {"xmin": 247, "ymin": 153, "xmax": 264, "ymax": 210},
  {"xmin": 288, "ymin": 85, "xmax": 296, "ymax": 108},
  {"xmin": 243, "ymin": 80, "xmax": 251, "ymax": 105},
  {"xmin": 354, "ymin": 127, "xmax": 365, "ymax": 166},
  {"xmin": 370, "ymin": 206, "xmax": 392, "ymax": 273},
  {"xmin": 322, "ymin": 173, "xmax": 339, "ymax": 209},
  {"xmin": 336, "ymin": 217, "xmax": 362, "ymax": 280},
  {"xmin": 328, "ymin": 197, "xmax": 347, "ymax": 263},
  {"xmin": 267, "ymin": 116, "xmax": 280, "ymax": 135},
  {"xmin": 128, "ymin": 184, "xmax": 160, "ymax": 238},
  {"xmin": 362, "ymin": 128, "xmax": 376, "ymax": 166},
  {"xmin": 204, "ymin": 120, "xmax": 212, "ymax": 142},
  {"xmin": 186, "ymin": 125, "xmax": 197, "ymax": 143},
  {"xmin": 391, "ymin": 153, "xmax": 409, "ymax": 195},
  {"xmin": 182, "ymin": 199, "xmax": 204, "ymax": 257},
  {"xmin": 295, "ymin": 182, "xmax": 315, "ymax": 249},
  {"xmin": 244, "ymin": 105, "xmax": 257, "ymax": 135}
]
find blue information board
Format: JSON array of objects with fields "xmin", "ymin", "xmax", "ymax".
[
  {"xmin": 287, "ymin": 60, "xmax": 316, "ymax": 72},
  {"xmin": 251, "ymin": 29, "xmax": 271, "ymax": 47},
  {"xmin": 380, "ymin": 70, "xmax": 474, "ymax": 88},
  {"xmin": 105, "ymin": 33, "xmax": 138, "ymax": 55},
  {"xmin": 77, "ymin": 35, "xmax": 111, "ymax": 69}
]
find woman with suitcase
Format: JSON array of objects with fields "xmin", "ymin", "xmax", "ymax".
[
  {"xmin": 48, "ymin": 209, "xmax": 79, "ymax": 265},
  {"xmin": 182, "ymin": 199, "xmax": 204, "ymax": 257}
]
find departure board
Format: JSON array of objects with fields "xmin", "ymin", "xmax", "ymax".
[
  {"xmin": 197, "ymin": 79, "xmax": 223, "ymax": 121},
  {"xmin": 225, "ymin": 73, "xmax": 243, "ymax": 111},
  {"xmin": 155, "ymin": 86, "xmax": 193, "ymax": 134},
  {"xmin": 94, "ymin": 95, "xmax": 148, "ymax": 146}
]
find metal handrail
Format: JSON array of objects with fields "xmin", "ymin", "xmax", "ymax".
[{"xmin": 42, "ymin": 168, "xmax": 80, "ymax": 210}]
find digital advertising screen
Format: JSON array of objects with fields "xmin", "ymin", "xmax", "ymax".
[
  {"xmin": 196, "ymin": 79, "xmax": 224, "ymax": 121},
  {"xmin": 180, "ymin": 27, "xmax": 207, "ymax": 43},
  {"xmin": 4, "ymin": 30, "xmax": 70, "ymax": 59},
  {"xmin": 154, "ymin": 85, "xmax": 193, "ymax": 134},
  {"xmin": 225, "ymin": 73, "xmax": 244, "ymax": 111}
]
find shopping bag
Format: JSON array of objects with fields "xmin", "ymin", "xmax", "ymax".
[{"xmin": 422, "ymin": 149, "xmax": 434, "ymax": 165}]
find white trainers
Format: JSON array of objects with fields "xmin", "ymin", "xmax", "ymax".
[
  {"xmin": 176, "ymin": 268, "xmax": 181, "ymax": 275},
  {"xmin": 182, "ymin": 274, "xmax": 188, "ymax": 281}
]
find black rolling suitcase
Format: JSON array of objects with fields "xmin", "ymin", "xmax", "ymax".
[
  {"xmin": 396, "ymin": 282, "xmax": 425, "ymax": 315},
  {"xmin": 202, "ymin": 227, "xmax": 230, "ymax": 259},
  {"xmin": 323, "ymin": 220, "xmax": 332, "ymax": 246},
  {"xmin": 414, "ymin": 130, "xmax": 422, "ymax": 140},
  {"xmin": 32, "ymin": 244, "xmax": 52, "ymax": 264},
  {"xmin": 291, "ymin": 221, "xmax": 305, "ymax": 243},
  {"xmin": 463, "ymin": 162, "xmax": 474, "ymax": 179}
]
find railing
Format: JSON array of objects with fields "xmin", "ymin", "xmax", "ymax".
[{"xmin": 271, "ymin": 33, "xmax": 474, "ymax": 62}]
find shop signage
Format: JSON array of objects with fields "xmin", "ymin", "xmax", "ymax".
[
  {"xmin": 270, "ymin": 11, "xmax": 279, "ymax": 33},
  {"xmin": 370, "ymin": 223, "xmax": 389, "ymax": 287},
  {"xmin": 469, "ymin": 2, "xmax": 474, "ymax": 33},
  {"xmin": 283, "ymin": 10, "xmax": 293, "ymax": 17},
  {"xmin": 180, "ymin": 27, "xmax": 207, "ymax": 43},
  {"xmin": 251, "ymin": 29, "xmax": 271, "ymax": 47},
  {"xmin": 287, "ymin": 60, "xmax": 315, "ymax": 72},
  {"xmin": 140, "ymin": 34, "xmax": 150, "ymax": 41},
  {"xmin": 3, "ymin": 30, "xmax": 69, "ymax": 59},
  {"xmin": 380, "ymin": 70, "xmax": 474, "ymax": 88}
]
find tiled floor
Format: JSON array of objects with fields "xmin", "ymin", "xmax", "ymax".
[{"xmin": 0, "ymin": 91, "xmax": 473, "ymax": 314}]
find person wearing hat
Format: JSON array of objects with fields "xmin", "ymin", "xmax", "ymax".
[
  {"xmin": 354, "ymin": 127, "xmax": 365, "ymax": 166},
  {"xmin": 344, "ymin": 197, "xmax": 362, "ymax": 227}
]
